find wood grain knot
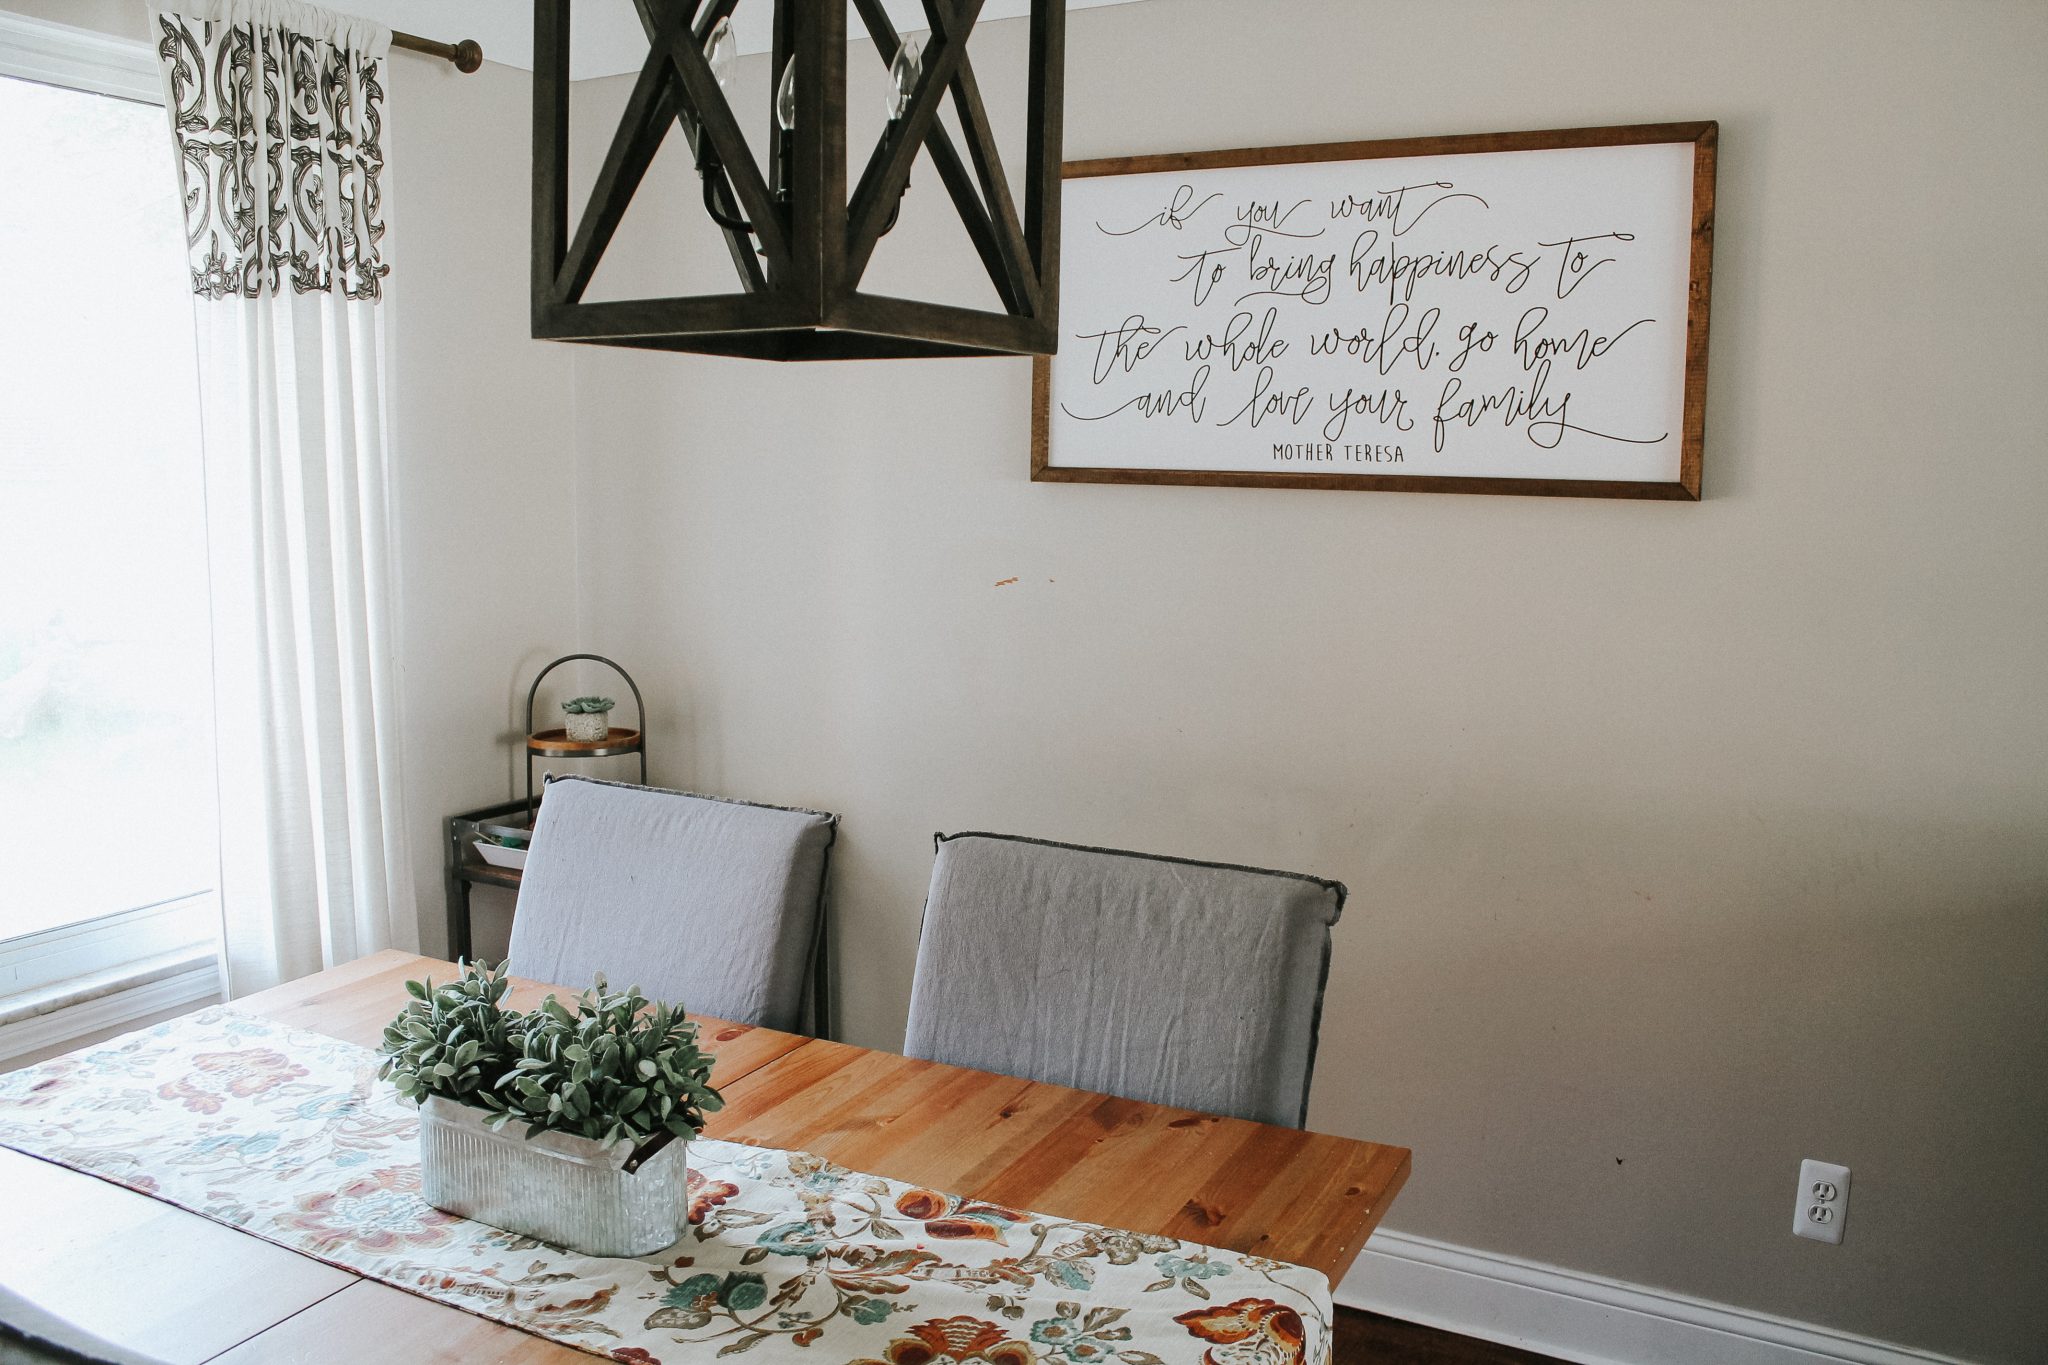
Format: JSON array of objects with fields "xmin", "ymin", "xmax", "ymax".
[
  {"xmin": 1167, "ymin": 1115, "xmax": 1213, "ymax": 1129},
  {"xmin": 1180, "ymin": 1199, "xmax": 1227, "ymax": 1227},
  {"xmin": 715, "ymin": 1027, "xmax": 748, "ymax": 1041}
]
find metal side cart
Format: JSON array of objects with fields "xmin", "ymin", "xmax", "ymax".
[{"xmin": 444, "ymin": 654, "xmax": 647, "ymax": 961}]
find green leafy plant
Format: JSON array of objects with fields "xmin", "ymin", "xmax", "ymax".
[
  {"xmin": 377, "ymin": 960, "xmax": 722, "ymax": 1167},
  {"xmin": 377, "ymin": 959, "xmax": 525, "ymax": 1108},
  {"xmin": 561, "ymin": 695, "xmax": 616, "ymax": 714}
]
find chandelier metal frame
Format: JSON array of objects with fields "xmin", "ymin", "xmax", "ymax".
[{"xmin": 531, "ymin": 0, "xmax": 1065, "ymax": 359}]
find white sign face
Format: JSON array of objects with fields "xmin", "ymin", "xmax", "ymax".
[{"xmin": 1040, "ymin": 135, "xmax": 1708, "ymax": 493}]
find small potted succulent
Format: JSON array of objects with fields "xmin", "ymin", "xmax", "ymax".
[
  {"xmin": 378, "ymin": 960, "xmax": 722, "ymax": 1256},
  {"xmin": 561, "ymin": 695, "xmax": 616, "ymax": 743}
]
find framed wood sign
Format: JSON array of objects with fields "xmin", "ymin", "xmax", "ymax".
[{"xmin": 1031, "ymin": 122, "xmax": 1716, "ymax": 499}]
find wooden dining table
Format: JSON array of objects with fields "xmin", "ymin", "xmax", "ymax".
[{"xmin": 0, "ymin": 950, "xmax": 1410, "ymax": 1364}]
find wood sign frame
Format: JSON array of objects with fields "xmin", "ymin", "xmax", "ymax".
[{"xmin": 1030, "ymin": 122, "xmax": 1716, "ymax": 499}]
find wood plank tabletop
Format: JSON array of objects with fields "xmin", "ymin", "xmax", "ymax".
[
  {"xmin": 211, "ymin": 1278, "xmax": 590, "ymax": 1365},
  {"xmin": 3, "ymin": 950, "xmax": 1410, "ymax": 1363},
  {"xmin": 709, "ymin": 1035, "xmax": 1410, "ymax": 1281},
  {"xmin": 0, "ymin": 1147, "xmax": 353, "ymax": 1365}
]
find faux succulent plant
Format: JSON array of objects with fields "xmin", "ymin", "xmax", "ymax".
[
  {"xmin": 377, "ymin": 960, "xmax": 722, "ymax": 1165},
  {"xmin": 561, "ymin": 695, "xmax": 616, "ymax": 714},
  {"xmin": 378, "ymin": 958, "xmax": 525, "ymax": 1108}
]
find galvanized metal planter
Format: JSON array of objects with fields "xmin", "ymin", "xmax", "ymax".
[{"xmin": 418, "ymin": 1096, "xmax": 689, "ymax": 1257}]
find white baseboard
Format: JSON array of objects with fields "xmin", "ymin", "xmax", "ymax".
[{"xmin": 1338, "ymin": 1230, "xmax": 1969, "ymax": 1365}]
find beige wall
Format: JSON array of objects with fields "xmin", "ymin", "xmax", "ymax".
[
  {"xmin": 3, "ymin": 0, "xmax": 138, "ymax": 36},
  {"xmin": 382, "ymin": 51, "xmax": 584, "ymax": 952},
  {"xmin": 565, "ymin": 2, "xmax": 2048, "ymax": 1361}
]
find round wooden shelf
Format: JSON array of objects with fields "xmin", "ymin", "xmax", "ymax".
[{"xmin": 526, "ymin": 726, "xmax": 643, "ymax": 758}]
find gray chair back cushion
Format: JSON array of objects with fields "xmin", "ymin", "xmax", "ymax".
[
  {"xmin": 507, "ymin": 776, "xmax": 836, "ymax": 1031},
  {"xmin": 903, "ymin": 832, "xmax": 1344, "ymax": 1128}
]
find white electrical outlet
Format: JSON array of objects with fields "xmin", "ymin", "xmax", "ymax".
[{"xmin": 1794, "ymin": 1159, "xmax": 1851, "ymax": 1244}]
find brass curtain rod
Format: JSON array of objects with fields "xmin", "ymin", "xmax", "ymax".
[{"xmin": 391, "ymin": 30, "xmax": 483, "ymax": 73}]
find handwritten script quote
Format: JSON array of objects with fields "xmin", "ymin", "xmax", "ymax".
[{"xmin": 1042, "ymin": 139, "xmax": 1701, "ymax": 487}]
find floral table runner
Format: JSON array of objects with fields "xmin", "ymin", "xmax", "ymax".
[{"xmin": 0, "ymin": 1010, "xmax": 1330, "ymax": 1365}]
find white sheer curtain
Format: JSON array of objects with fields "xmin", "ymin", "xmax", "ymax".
[{"xmin": 154, "ymin": 0, "xmax": 416, "ymax": 995}]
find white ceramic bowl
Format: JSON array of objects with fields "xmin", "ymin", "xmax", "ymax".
[{"xmin": 473, "ymin": 838, "xmax": 528, "ymax": 870}]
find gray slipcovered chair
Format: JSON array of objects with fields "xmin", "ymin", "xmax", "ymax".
[
  {"xmin": 903, "ymin": 831, "xmax": 1345, "ymax": 1128},
  {"xmin": 506, "ymin": 775, "xmax": 838, "ymax": 1034}
]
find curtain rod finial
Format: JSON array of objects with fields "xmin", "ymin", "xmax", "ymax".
[{"xmin": 454, "ymin": 39, "xmax": 483, "ymax": 73}]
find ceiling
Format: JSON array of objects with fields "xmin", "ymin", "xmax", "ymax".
[{"xmin": 336, "ymin": 1, "xmax": 1160, "ymax": 81}]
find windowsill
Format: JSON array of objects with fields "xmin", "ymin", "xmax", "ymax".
[
  {"xmin": 0, "ymin": 948, "xmax": 220, "ymax": 1069},
  {"xmin": 0, "ymin": 894, "xmax": 220, "ymax": 1002},
  {"xmin": 0, "ymin": 946, "xmax": 217, "ymax": 1030}
]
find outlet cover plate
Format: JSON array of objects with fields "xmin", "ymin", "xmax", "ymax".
[{"xmin": 1795, "ymin": 1159, "xmax": 1851, "ymax": 1244}]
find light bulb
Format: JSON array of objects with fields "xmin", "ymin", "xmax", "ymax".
[
  {"xmin": 775, "ymin": 55, "xmax": 796, "ymax": 132},
  {"xmin": 703, "ymin": 16, "xmax": 735, "ymax": 89},
  {"xmin": 886, "ymin": 35, "xmax": 922, "ymax": 119}
]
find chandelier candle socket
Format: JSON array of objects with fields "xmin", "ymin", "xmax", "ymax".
[{"xmin": 531, "ymin": 0, "xmax": 1066, "ymax": 359}]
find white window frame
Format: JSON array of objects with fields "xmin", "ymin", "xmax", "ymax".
[
  {"xmin": 0, "ymin": 895, "xmax": 215, "ymax": 995},
  {"xmin": 0, "ymin": 10, "xmax": 162, "ymax": 102},
  {"xmin": 0, "ymin": 12, "xmax": 222, "ymax": 1063}
]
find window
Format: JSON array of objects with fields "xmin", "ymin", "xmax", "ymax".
[{"xmin": 0, "ymin": 16, "xmax": 218, "ymax": 1025}]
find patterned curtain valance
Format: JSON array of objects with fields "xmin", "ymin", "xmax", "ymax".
[{"xmin": 154, "ymin": 0, "xmax": 391, "ymax": 301}]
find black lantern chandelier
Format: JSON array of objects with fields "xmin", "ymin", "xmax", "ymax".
[{"xmin": 531, "ymin": 1, "xmax": 1065, "ymax": 360}]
